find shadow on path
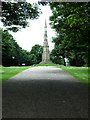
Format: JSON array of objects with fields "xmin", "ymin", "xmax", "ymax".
[{"xmin": 2, "ymin": 66, "xmax": 88, "ymax": 118}]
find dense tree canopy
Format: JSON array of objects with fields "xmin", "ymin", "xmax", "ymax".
[
  {"xmin": 50, "ymin": 48, "xmax": 64, "ymax": 65},
  {"xmin": 1, "ymin": 28, "xmax": 43, "ymax": 66},
  {"xmin": 1, "ymin": 2, "xmax": 41, "ymax": 32},
  {"xmin": 49, "ymin": 2, "xmax": 89, "ymax": 66},
  {"xmin": 1, "ymin": 28, "xmax": 25, "ymax": 66},
  {"xmin": 1, "ymin": 1, "xmax": 43, "ymax": 66},
  {"xmin": 30, "ymin": 44, "xmax": 43, "ymax": 64}
]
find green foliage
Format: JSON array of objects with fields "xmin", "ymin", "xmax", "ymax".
[
  {"xmin": 38, "ymin": 1, "xmax": 48, "ymax": 6},
  {"xmin": 1, "ymin": 2, "xmax": 41, "ymax": 32},
  {"xmin": 50, "ymin": 48, "xmax": 64, "ymax": 65},
  {"xmin": 1, "ymin": 29, "xmax": 43, "ymax": 66},
  {"xmin": 2, "ymin": 29, "xmax": 18, "ymax": 66},
  {"xmin": 30, "ymin": 44, "xmax": 43, "ymax": 64},
  {"xmin": 49, "ymin": 2, "xmax": 89, "ymax": 66},
  {"xmin": 1, "ymin": 29, "xmax": 30, "ymax": 66}
]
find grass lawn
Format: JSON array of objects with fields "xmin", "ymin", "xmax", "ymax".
[
  {"xmin": 0, "ymin": 64, "xmax": 57, "ymax": 81},
  {"xmin": 0, "ymin": 66, "xmax": 30, "ymax": 81},
  {"xmin": 60, "ymin": 65, "xmax": 89, "ymax": 86},
  {"xmin": 35, "ymin": 63, "xmax": 58, "ymax": 66},
  {"xmin": 0, "ymin": 64, "xmax": 89, "ymax": 86}
]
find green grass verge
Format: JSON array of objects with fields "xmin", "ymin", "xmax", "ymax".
[
  {"xmin": 0, "ymin": 64, "xmax": 57, "ymax": 81},
  {"xmin": 0, "ymin": 66, "xmax": 30, "ymax": 81},
  {"xmin": 60, "ymin": 65, "xmax": 89, "ymax": 86},
  {"xmin": 35, "ymin": 63, "xmax": 58, "ymax": 66},
  {"xmin": 1, "ymin": 65, "xmax": 89, "ymax": 86}
]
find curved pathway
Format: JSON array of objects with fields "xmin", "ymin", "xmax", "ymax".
[{"xmin": 2, "ymin": 66, "xmax": 88, "ymax": 118}]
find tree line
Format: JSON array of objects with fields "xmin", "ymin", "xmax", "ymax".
[
  {"xmin": 1, "ymin": 1, "xmax": 89, "ymax": 67},
  {"xmin": 1, "ymin": 29, "xmax": 43, "ymax": 66},
  {"xmin": 1, "ymin": 1, "xmax": 43, "ymax": 66}
]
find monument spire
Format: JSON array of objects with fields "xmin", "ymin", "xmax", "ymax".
[
  {"xmin": 45, "ymin": 19, "xmax": 47, "ymax": 28},
  {"xmin": 40, "ymin": 20, "xmax": 51, "ymax": 64}
]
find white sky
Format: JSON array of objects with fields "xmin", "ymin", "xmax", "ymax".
[{"xmin": 1, "ymin": 1, "xmax": 56, "ymax": 52}]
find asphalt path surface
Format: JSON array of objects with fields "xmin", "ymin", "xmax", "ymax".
[{"xmin": 2, "ymin": 66, "xmax": 88, "ymax": 118}]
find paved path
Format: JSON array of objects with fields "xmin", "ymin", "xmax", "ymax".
[{"xmin": 2, "ymin": 66, "xmax": 88, "ymax": 118}]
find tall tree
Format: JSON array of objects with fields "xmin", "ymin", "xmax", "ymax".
[
  {"xmin": 30, "ymin": 44, "xmax": 43, "ymax": 64},
  {"xmin": 1, "ymin": 29, "xmax": 43, "ymax": 66},
  {"xmin": 1, "ymin": 28, "xmax": 30, "ymax": 66},
  {"xmin": 1, "ymin": 2, "xmax": 41, "ymax": 32},
  {"xmin": 49, "ymin": 2, "xmax": 89, "ymax": 66},
  {"xmin": 1, "ymin": 29, "xmax": 18, "ymax": 66},
  {"xmin": 50, "ymin": 48, "xmax": 64, "ymax": 65},
  {"xmin": 0, "ymin": 30, "xmax": 2, "ymax": 65}
]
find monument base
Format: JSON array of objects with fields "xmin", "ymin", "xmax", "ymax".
[{"xmin": 39, "ymin": 60, "xmax": 53, "ymax": 64}]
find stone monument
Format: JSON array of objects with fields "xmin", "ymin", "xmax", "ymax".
[{"xmin": 40, "ymin": 20, "xmax": 51, "ymax": 64}]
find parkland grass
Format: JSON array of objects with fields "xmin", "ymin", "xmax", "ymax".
[
  {"xmin": 1, "ymin": 65, "xmax": 89, "ymax": 86},
  {"xmin": 60, "ymin": 65, "xmax": 89, "ymax": 85},
  {"xmin": 36, "ymin": 63, "xmax": 58, "ymax": 66},
  {"xmin": 1, "ymin": 66, "xmax": 30, "ymax": 81}
]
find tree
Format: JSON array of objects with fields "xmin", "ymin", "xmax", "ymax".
[
  {"xmin": 1, "ymin": 2, "xmax": 41, "ymax": 32},
  {"xmin": 30, "ymin": 44, "xmax": 43, "ymax": 64},
  {"xmin": 0, "ymin": 30, "xmax": 2, "ymax": 65},
  {"xmin": 18, "ymin": 49, "xmax": 31, "ymax": 66},
  {"xmin": 1, "ymin": 29, "xmax": 18, "ymax": 66},
  {"xmin": 1, "ymin": 29, "xmax": 43, "ymax": 66},
  {"xmin": 1, "ymin": 28, "xmax": 30, "ymax": 66},
  {"xmin": 50, "ymin": 48, "xmax": 64, "ymax": 65},
  {"xmin": 49, "ymin": 2, "xmax": 89, "ymax": 66}
]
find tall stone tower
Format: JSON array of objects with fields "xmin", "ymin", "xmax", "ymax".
[{"xmin": 41, "ymin": 20, "xmax": 51, "ymax": 64}]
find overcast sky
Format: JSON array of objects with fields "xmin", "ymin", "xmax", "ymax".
[{"xmin": 1, "ymin": 1, "xmax": 56, "ymax": 52}]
